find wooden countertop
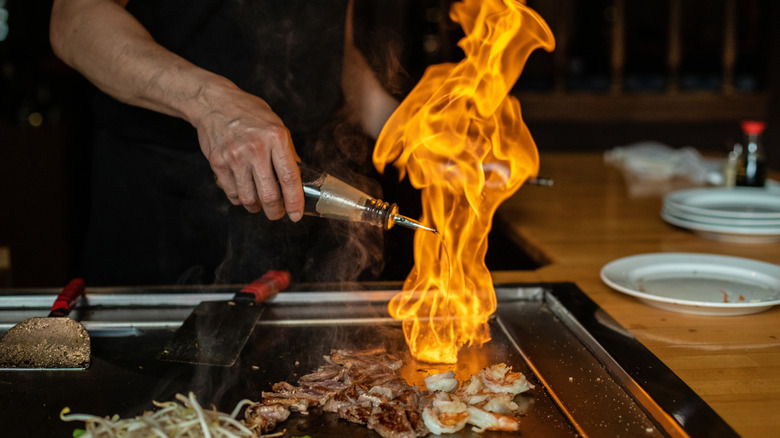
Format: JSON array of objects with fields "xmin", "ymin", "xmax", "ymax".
[{"xmin": 493, "ymin": 152, "xmax": 780, "ymax": 438}]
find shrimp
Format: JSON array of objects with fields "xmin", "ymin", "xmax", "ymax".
[
  {"xmin": 467, "ymin": 406, "xmax": 520, "ymax": 433},
  {"xmin": 481, "ymin": 393, "xmax": 519, "ymax": 415},
  {"xmin": 479, "ymin": 363, "xmax": 534, "ymax": 395},
  {"xmin": 424, "ymin": 370, "xmax": 459, "ymax": 393},
  {"xmin": 458, "ymin": 375, "xmax": 483, "ymax": 395},
  {"xmin": 421, "ymin": 392, "xmax": 469, "ymax": 434}
]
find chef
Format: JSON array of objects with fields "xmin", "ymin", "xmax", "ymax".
[{"xmin": 49, "ymin": 0, "xmax": 400, "ymax": 285}]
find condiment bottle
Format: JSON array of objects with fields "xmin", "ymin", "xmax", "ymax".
[
  {"xmin": 298, "ymin": 163, "xmax": 437, "ymax": 234},
  {"xmin": 723, "ymin": 143, "xmax": 741, "ymax": 187},
  {"xmin": 735, "ymin": 120, "xmax": 767, "ymax": 187}
]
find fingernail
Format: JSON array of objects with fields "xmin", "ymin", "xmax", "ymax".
[{"xmin": 289, "ymin": 211, "xmax": 302, "ymax": 222}]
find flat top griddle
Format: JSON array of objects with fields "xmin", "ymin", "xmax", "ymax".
[{"xmin": 0, "ymin": 283, "xmax": 736, "ymax": 437}]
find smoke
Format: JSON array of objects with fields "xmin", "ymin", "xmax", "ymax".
[{"xmin": 305, "ymin": 118, "xmax": 387, "ymax": 285}]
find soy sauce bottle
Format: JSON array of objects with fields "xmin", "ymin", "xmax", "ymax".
[{"xmin": 735, "ymin": 120, "xmax": 767, "ymax": 187}]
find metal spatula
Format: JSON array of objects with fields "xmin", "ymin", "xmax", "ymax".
[
  {"xmin": 159, "ymin": 270, "xmax": 290, "ymax": 367},
  {"xmin": 0, "ymin": 278, "xmax": 90, "ymax": 369}
]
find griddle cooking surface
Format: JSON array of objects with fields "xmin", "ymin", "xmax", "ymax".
[{"xmin": 0, "ymin": 283, "xmax": 737, "ymax": 437}]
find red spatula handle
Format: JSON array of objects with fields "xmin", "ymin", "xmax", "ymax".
[
  {"xmin": 49, "ymin": 278, "xmax": 86, "ymax": 317},
  {"xmin": 236, "ymin": 270, "xmax": 290, "ymax": 305}
]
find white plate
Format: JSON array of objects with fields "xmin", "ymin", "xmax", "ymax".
[
  {"xmin": 664, "ymin": 187, "xmax": 780, "ymax": 219},
  {"xmin": 661, "ymin": 211, "xmax": 780, "ymax": 243},
  {"xmin": 600, "ymin": 253, "xmax": 780, "ymax": 315},
  {"xmin": 662, "ymin": 203, "xmax": 780, "ymax": 226}
]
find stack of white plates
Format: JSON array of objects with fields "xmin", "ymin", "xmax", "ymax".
[{"xmin": 661, "ymin": 186, "xmax": 780, "ymax": 243}]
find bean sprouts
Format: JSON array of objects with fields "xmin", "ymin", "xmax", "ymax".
[{"xmin": 60, "ymin": 392, "xmax": 261, "ymax": 437}]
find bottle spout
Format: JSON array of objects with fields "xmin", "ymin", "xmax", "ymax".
[{"xmin": 391, "ymin": 214, "xmax": 438, "ymax": 234}]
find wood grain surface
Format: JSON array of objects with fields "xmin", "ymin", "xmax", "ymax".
[{"xmin": 492, "ymin": 152, "xmax": 780, "ymax": 437}]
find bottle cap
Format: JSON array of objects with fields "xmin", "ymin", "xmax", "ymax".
[{"xmin": 741, "ymin": 120, "xmax": 766, "ymax": 135}]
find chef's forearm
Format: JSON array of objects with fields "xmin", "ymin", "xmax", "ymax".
[
  {"xmin": 342, "ymin": 43, "xmax": 399, "ymax": 139},
  {"xmin": 49, "ymin": 0, "xmax": 230, "ymax": 127},
  {"xmin": 341, "ymin": 0, "xmax": 398, "ymax": 139}
]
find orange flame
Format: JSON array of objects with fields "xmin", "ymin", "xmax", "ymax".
[{"xmin": 374, "ymin": 0, "xmax": 555, "ymax": 363}]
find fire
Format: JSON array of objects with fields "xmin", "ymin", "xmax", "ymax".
[{"xmin": 373, "ymin": 0, "xmax": 554, "ymax": 363}]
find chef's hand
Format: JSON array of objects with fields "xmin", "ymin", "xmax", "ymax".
[{"xmin": 191, "ymin": 79, "xmax": 304, "ymax": 221}]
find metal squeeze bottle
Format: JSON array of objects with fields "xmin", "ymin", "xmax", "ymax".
[
  {"xmin": 298, "ymin": 163, "xmax": 437, "ymax": 234},
  {"xmin": 735, "ymin": 120, "xmax": 767, "ymax": 187}
]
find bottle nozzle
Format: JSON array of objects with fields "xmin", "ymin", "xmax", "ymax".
[{"xmin": 391, "ymin": 214, "xmax": 438, "ymax": 234}]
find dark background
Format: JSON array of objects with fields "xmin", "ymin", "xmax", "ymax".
[{"xmin": 1, "ymin": 0, "xmax": 779, "ymax": 286}]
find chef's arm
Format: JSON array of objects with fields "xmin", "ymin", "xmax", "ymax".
[
  {"xmin": 49, "ymin": 0, "xmax": 305, "ymax": 221},
  {"xmin": 341, "ymin": 0, "xmax": 399, "ymax": 139}
]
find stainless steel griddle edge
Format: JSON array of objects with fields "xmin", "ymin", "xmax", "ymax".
[{"xmin": 531, "ymin": 282, "xmax": 738, "ymax": 438}]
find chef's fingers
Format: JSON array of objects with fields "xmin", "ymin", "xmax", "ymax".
[
  {"xmin": 272, "ymin": 151, "xmax": 303, "ymax": 223},
  {"xmin": 213, "ymin": 166, "xmax": 241, "ymax": 206},
  {"xmin": 253, "ymin": 158, "xmax": 285, "ymax": 220},
  {"xmin": 236, "ymin": 165, "xmax": 262, "ymax": 214}
]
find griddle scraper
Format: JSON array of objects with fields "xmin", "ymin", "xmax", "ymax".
[{"xmin": 159, "ymin": 270, "xmax": 289, "ymax": 367}]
